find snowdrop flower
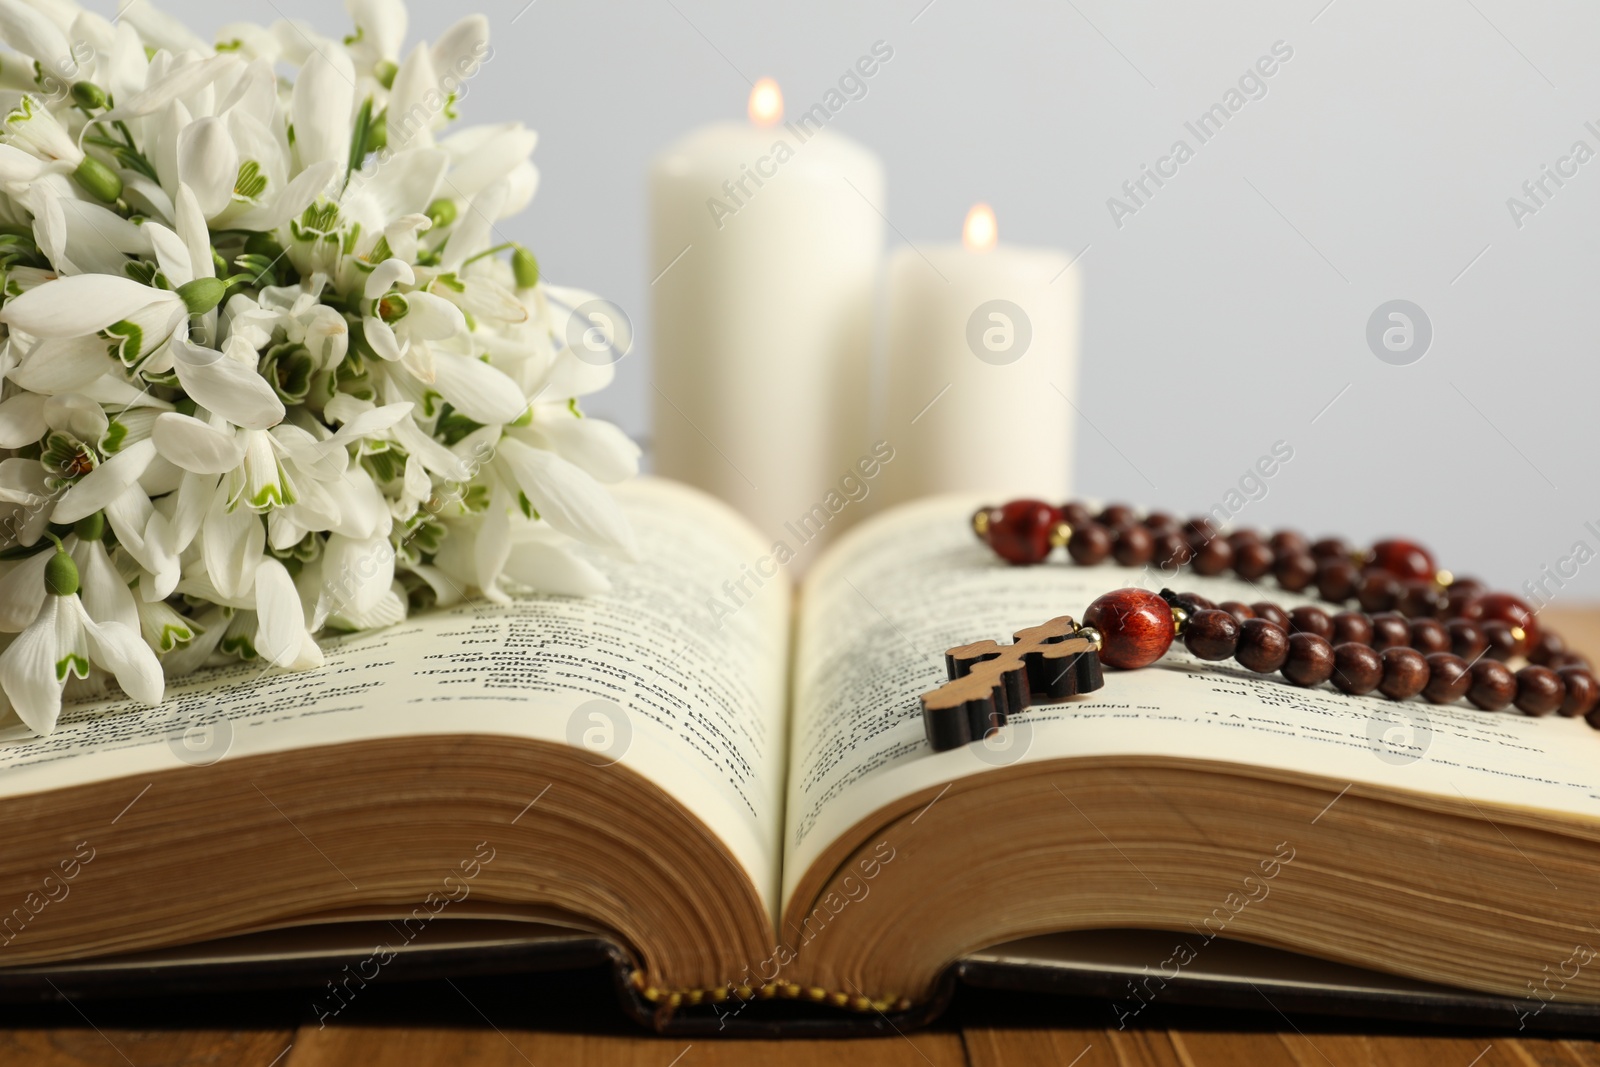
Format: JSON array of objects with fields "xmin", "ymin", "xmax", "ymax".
[
  {"xmin": 0, "ymin": 0, "xmax": 638, "ymax": 737},
  {"xmin": 0, "ymin": 538, "xmax": 162, "ymax": 734}
]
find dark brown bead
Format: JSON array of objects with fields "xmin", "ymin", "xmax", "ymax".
[
  {"xmin": 1233, "ymin": 541, "xmax": 1275, "ymax": 581},
  {"xmin": 1589, "ymin": 707, "xmax": 1600, "ymax": 731},
  {"xmin": 1235, "ymin": 619, "xmax": 1290, "ymax": 674},
  {"xmin": 1287, "ymin": 605, "xmax": 1332, "ymax": 640},
  {"xmin": 1184, "ymin": 609, "xmax": 1241, "ymax": 661},
  {"xmin": 1422, "ymin": 653, "xmax": 1471, "ymax": 705},
  {"xmin": 1153, "ymin": 530, "xmax": 1192, "ymax": 572},
  {"xmin": 1180, "ymin": 593, "xmax": 1218, "ymax": 613},
  {"xmin": 1227, "ymin": 529, "xmax": 1263, "ymax": 549},
  {"xmin": 1378, "ymin": 647, "xmax": 1429, "ymax": 701},
  {"xmin": 1467, "ymin": 660, "xmax": 1517, "ymax": 711},
  {"xmin": 1444, "ymin": 577, "xmax": 1486, "ymax": 617},
  {"xmin": 1407, "ymin": 617, "xmax": 1450, "ymax": 656},
  {"xmin": 1356, "ymin": 570, "xmax": 1399, "ymax": 612},
  {"xmin": 1332, "ymin": 643, "xmax": 1383, "ymax": 695},
  {"xmin": 1369, "ymin": 612, "xmax": 1410, "ymax": 652},
  {"xmin": 1251, "ymin": 602, "xmax": 1290, "ymax": 630},
  {"xmin": 1143, "ymin": 510, "xmax": 1179, "ymax": 533},
  {"xmin": 1097, "ymin": 503, "xmax": 1137, "ymax": 529},
  {"xmin": 1481, "ymin": 620, "xmax": 1518, "ymax": 662},
  {"xmin": 1269, "ymin": 530, "xmax": 1309, "ymax": 558},
  {"xmin": 1558, "ymin": 668, "xmax": 1599, "ymax": 718},
  {"xmin": 1331, "ymin": 611, "xmax": 1373, "ymax": 647},
  {"xmin": 1316, "ymin": 559, "xmax": 1359, "ymax": 604},
  {"xmin": 1550, "ymin": 652, "xmax": 1593, "ymax": 670},
  {"xmin": 1182, "ymin": 517, "xmax": 1217, "ymax": 546},
  {"xmin": 1273, "ymin": 552, "xmax": 1318, "ymax": 592},
  {"xmin": 1513, "ymin": 666, "xmax": 1564, "ymax": 716},
  {"xmin": 1061, "ymin": 501, "xmax": 1095, "ymax": 530},
  {"xmin": 1112, "ymin": 524, "xmax": 1155, "ymax": 566},
  {"xmin": 1310, "ymin": 537, "xmax": 1350, "ymax": 562},
  {"xmin": 1067, "ymin": 521, "xmax": 1113, "ymax": 565},
  {"xmin": 1191, "ymin": 536, "xmax": 1233, "ymax": 576},
  {"xmin": 1282, "ymin": 633, "xmax": 1335, "ymax": 687},
  {"xmin": 1527, "ymin": 631, "xmax": 1566, "ymax": 666},
  {"xmin": 1445, "ymin": 618, "xmax": 1487, "ymax": 660},
  {"xmin": 1219, "ymin": 600, "xmax": 1254, "ymax": 624},
  {"xmin": 1394, "ymin": 579, "xmax": 1445, "ymax": 619}
]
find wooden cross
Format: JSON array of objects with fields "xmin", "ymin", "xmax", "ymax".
[{"xmin": 921, "ymin": 616, "xmax": 1104, "ymax": 752}]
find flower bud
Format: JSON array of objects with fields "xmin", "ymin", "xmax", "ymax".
[
  {"xmin": 45, "ymin": 549, "xmax": 79, "ymax": 597},
  {"xmin": 426, "ymin": 198, "xmax": 457, "ymax": 229},
  {"xmin": 72, "ymin": 156, "xmax": 122, "ymax": 203},
  {"xmin": 73, "ymin": 512, "xmax": 105, "ymax": 542},
  {"xmin": 70, "ymin": 81, "xmax": 107, "ymax": 110},
  {"xmin": 512, "ymin": 246, "xmax": 539, "ymax": 290},
  {"xmin": 178, "ymin": 277, "xmax": 227, "ymax": 315},
  {"xmin": 375, "ymin": 60, "xmax": 398, "ymax": 89}
]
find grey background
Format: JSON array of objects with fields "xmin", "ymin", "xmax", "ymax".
[{"xmin": 133, "ymin": 0, "xmax": 1599, "ymax": 601}]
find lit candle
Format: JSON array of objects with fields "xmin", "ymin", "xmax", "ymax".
[
  {"xmin": 876, "ymin": 204, "xmax": 1080, "ymax": 509},
  {"xmin": 650, "ymin": 80, "xmax": 885, "ymax": 549}
]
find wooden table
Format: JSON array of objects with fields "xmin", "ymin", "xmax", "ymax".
[{"xmin": 7, "ymin": 608, "xmax": 1600, "ymax": 1067}]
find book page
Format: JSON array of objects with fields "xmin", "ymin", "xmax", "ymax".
[
  {"xmin": 0, "ymin": 479, "xmax": 792, "ymax": 919},
  {"xmin": 782, "ymin": 495, "xmax": 1600, "ymax": 909}
]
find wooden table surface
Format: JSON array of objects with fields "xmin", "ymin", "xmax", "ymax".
[{"xmin": 6, "ymin": 607, "xmax": 1599, "ymax": 1067}]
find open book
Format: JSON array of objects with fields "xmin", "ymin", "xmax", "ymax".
[{"xmin": 3, "ymin": 478, "xmax": 1599, "ymax": 1033}]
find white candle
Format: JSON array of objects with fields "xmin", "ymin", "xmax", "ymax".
[
  {"xmin": 650, "ymin": 80, "xmax": 885, "ymax": 548},
  {"xmin": 876, "ymin": 205, "xmax": 1080, "ymax": 509}
]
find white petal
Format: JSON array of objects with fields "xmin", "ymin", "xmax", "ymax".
[
  {"xmin": 387, "ymin": 44, "xmax": 438, "ymax": 150},
  {"xmin": 291, "ymin": 48, "xmax": 354, "ymax": 171},
  {"xmin": 431, "ymin": 15, "xmax": 490, "ymax": 86},
  {"xmin": 175, "ymin": 179, "xmax": 215, "ymax": 283},
  {"xmin": 254, "ymin": 557, "xmax": 320, "ymax": 669},
  {"xmin": 0, "ymin": 0, "xmax": 73, "ymax": 77},
  {"xmin": 527, "ymin": 416, "xmax": 640, "ymax": 484},
  {"xmin": 151, "ymin": 412, "xmax": 246, "ymax": 474},
  {"xmin": 496, "ymin": 439, "xmax": 638, "ymax": 558},
  {"xmin": 432, "ymin": 353, "xmax": 527, "ymax": 426},
  {"xmin": 365, "ymin": 317, "xmax": 404, "ymax": 361},
  {"xmin": 76, "ymin": 604, "xmax": 163, "ymax": 705},
  {"xmin": 8, "ymin": 335, "xmax": 117, "ymax": 393},
  {"xmin": 0, "ymin": 392, "xmax": 47, "ymax": 448},
  {"xmin": 52, "ymin": 438, "xmax": 156, "ymax": 525},
  {"xmin": 401, "ymin": 291, "xmax": 467, "ymax": 341},
  {"xmin": 475, "ymin": 494, "xmax": 512, "ymax": 593},
  {"xmin": 178, "ymin": 119, "xmax": 240, "ymax": 219},
  {"xmin": 172, "ymin": 337, "xmax": 286, "ymax": 431},
  {"xmin": 0, "ymin": 275, "xmax": 171, "ymax": 338},
  {"xmin": 0, "ymin": 550, "xmax": 50, "ymax": 632},
  {"xmin": 202, "ymin": 484, "xmax": 264, "ymax": 601},
  {"xmin": 73, "ymin": 538, "xmax": 138, "ymax": 633},
  {"xmin": 0, "ymin": 595, "xmax": 61, "ymax": 734},
  {"xmin": 102, "ymin": 51, "xmax": 232, "ymax": 119},
  {"xmin": 322, "ymin": 533, "xmax": 393, "ymax": 615},
  {"xmin": 364, "ymin": 258, "xmax": 414, "ymax": 301},
  {"xmin": 503, "ymin": 539, "xmax": 611, "ymax": 597}
]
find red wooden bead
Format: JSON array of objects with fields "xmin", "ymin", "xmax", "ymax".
[
  {"xmin": 1369, "ymin": 539, "xmax": 1436, "ymax": 581},
  {"xmin": 982, "ymin": 500, "xmax": 1063, "ymax": 565},
  {"xmin": 1084, "ymin": 588, "xmax": 1175, "ymax": 670},
  {"xmin": 1459, "ymin": 593, "xmax": 1540, "ymax": 647}
]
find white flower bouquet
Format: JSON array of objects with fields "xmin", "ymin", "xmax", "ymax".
[{"xmin": 0, "ymin": 0, "xmax": 641, "ymax": 736}]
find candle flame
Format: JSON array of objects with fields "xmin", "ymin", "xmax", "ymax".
[
  {"xmin": 963, "ymin": 203, "xmax": 998, "ymax": 252},
  {"xmin": 748, "ymin": 78, "xmax": 783, "ymax": 127}
]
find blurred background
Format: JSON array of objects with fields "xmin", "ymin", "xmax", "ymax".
[{"xmin": 144, "ymin": 0, "xmax": 1599, "ymax": 598}]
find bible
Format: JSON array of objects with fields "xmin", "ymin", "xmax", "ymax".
[{"xmin": 2, "ymin": 478, "xmax": 1598, "ymax": 1035}]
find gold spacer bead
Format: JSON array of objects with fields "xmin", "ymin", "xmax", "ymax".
[
  {"xmin": 1170, "ymin": 605, "xmax": 1189, "ymax": 637},
  {"xmin": 971, "ymin": 508, "xmax": 991, "ymax": 538},
  {"xmin": 1049, "ymin": 521, "xmax": 1073, "ymax": 548},
  {"xmin": 1078, "ymin": 625, "xmax": 1103, "ymax": 652},
  {"xmin": 1435, "ymin": 569, "xmax": 1454, "ymax": 588},
  {"xmin": 1511, "ymin": 625, "xmax": 1527, "ymax": 644}
]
